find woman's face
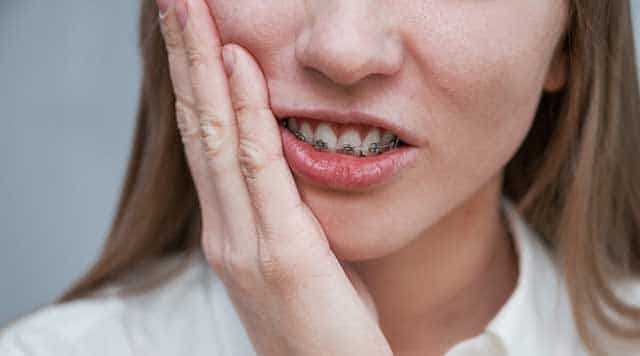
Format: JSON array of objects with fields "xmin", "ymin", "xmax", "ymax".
[{"xmin": 206, "ymin": 0, "xmax": 568, "ymax": 260}]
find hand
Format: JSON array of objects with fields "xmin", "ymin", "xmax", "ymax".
[{"xmin": 156, "ymin": 0, "xmax": 393, "ymax": 355}]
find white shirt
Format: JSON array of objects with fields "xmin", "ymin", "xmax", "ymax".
[{"xmin": 2, "ymin": 198, "xmax": 639, "ymax": 355}]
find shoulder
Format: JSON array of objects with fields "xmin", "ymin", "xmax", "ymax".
[
  {"xmin": 0, "ymin": 294, "xmax": 127, "ymax": 356},
  {"xmin": 0, "ymin": 252, "xmax": 236, "ymax": 356},
  {"xmin": 613, "ymin": 275, "xmax": 640, "ymax": 301},
  {"xmin": 595, "ymin": 276, "xmax": 640, "ymax": 355}
]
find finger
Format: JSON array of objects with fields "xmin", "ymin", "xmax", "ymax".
[
  {"xmin": 223, "ymin": 44, "xmax": 308, "ymax": 242},
  {"xmin": 158, "ymin": 3, "xmax": 219, "ymax": 222},
  {"xmin": 180, "ymin": 0, "xmax": 258, "ymax": 252}
]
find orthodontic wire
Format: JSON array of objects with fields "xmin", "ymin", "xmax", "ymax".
[{"xmin": 281, "ymin": 119, "xmax": 400, "ymax": 156}]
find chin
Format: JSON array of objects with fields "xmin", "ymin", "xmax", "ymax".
[
  {"xmin": 296, "ymin": 185, "xmax": 436, "ymax": 262},
  {"xmin": 325, "ymin": 227, "xmax": 410, "ymax": 261},
  {"xmin": 294, "ymin": 166, "xmax": 504, "ymax": 262}
]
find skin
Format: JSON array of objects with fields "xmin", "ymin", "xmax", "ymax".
[{"xmin": 156, "ymin": 0, "xmax": 568, "ymax": 355}]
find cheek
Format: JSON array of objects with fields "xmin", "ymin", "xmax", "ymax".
[
  {"xmin": 205, "ymin": 0, "xmax": 297, "ymax": 54},
  {"xmin": 413, "ymin": 3, "xmax": 566, "ymax": 181}
]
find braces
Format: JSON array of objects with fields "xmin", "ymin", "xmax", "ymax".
[{"xmin": 282, "ymin": 119, "xmax": 400, "ymax": 156}]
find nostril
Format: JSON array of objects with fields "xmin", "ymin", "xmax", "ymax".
[{"xmin": 294, "ymin": 15, "xmax": 404, "ymax": 87}]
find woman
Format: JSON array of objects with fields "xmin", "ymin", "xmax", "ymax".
[{"xmin": 1, "ymin": 0, "xmax": 639, "ymax": 355}]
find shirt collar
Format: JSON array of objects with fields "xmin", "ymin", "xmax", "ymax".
[{"xmin": 482, "ymin": 196, "xmax": 573, "ymax": 355}]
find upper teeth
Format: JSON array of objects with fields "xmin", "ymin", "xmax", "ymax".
[{"xmin": 285, "ymin": 117, "xmax": 399, "ymax": 156}]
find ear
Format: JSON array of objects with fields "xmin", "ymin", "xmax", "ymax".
[{"xmin": 543, "ymin": 40, "xmax": 568, "ymax": 92}]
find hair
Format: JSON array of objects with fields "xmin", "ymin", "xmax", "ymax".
[{"xmin": 56, "ymin": 0, "xmax": 639, "ymax": 354}]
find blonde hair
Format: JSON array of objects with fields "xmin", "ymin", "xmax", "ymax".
[{"xmin": 58, "ymin": 1, "xmax": 640, "ymax": 354}]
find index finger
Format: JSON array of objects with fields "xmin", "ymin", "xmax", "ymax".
[{"xmin": 178, "ymin": 0, "xmax": 260, "ymax": 251}]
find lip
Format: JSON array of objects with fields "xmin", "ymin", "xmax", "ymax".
[
  {"xmin": 280, "ymin": 125, "xmax": 420, "ymax": 191},
  {"xmin": 271, "ymin": 106, "xmax": 422, "ymax": 147}
]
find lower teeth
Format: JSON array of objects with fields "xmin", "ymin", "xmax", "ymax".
[{"xmin": 282, "ymin": 121, "xmax": 400, "ymax": 157}]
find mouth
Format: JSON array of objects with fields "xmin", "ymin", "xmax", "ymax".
[
  {"xmin": 273, "ymin": 108, "xmax": 420, "ymax": 191},
  {"xmin": 278, "ymin": 117, "xmax": 407, "ymax": 157},
  {"xmin": 272, "ymin": 107, "xmax": 420, "ymax": 157}
]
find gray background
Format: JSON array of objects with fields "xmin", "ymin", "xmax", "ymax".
[{"xmin": 1, "ymin": 1, "xmax": 639, "ymax": 325}]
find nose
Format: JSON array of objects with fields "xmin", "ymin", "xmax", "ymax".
[{"xmin": 295, "ymin": 1, "xmax": 404, "ymax": 87}]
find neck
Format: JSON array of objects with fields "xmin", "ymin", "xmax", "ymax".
[{"xmin": 351, "ymin": 175, "xmax": 519, "ymax": 355}]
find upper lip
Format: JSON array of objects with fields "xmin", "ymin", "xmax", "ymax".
[{"xmin": 271, "ymin": 106, "xmax": 420, "ymax": 147}]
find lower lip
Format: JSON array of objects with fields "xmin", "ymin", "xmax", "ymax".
[{"xmin": 280, "ymin": 125, "xmax": 420, "ymax": 191}]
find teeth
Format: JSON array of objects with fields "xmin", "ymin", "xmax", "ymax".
[
  {"xmin": 381, "ymin": 130, "xmax": 397, "ymax": 145},
  {"xmin": 337, "ymin": 129, "xmax": 362, "ymax": 155},
  {"xmin": 299, "ymin": 121, "xmax": 314, "ymax": 143},
  {"xmin": 314, "ymin": 123, "xmax": 337, "ymax": 152},
  {"xmin": 361, "ymin": 128, "xmax": 381, "ymax": 157},
  {"xmin": 287, "ymin": 117, "xmax": 299, "ymax": 132},
  {"xmin": 286, "ymin": 118, "xmax": 400, "ymax": 156}
]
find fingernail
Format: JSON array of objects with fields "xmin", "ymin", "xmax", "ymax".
[
  {"xmin": 157, "ymin": 0, "xmax": 173, "ymax": 18},
  {"xmin": 175, "ymin": 0, "xmax": 188, "ymax": 30},
  {"xmin": 222, "ymin": 46, "xmax": 235, "ymax": 77}
]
